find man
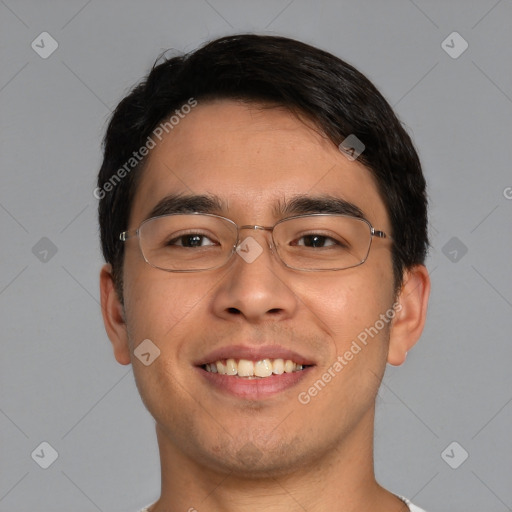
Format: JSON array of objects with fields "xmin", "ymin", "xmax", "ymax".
[{"xmin": 97, "ymin": 34, "xmax": 431, "ymax": 512}]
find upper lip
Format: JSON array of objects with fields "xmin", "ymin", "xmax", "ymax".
[{"xmin": 195, "ymin": 344, "xmax": 316, "ymax": 366}]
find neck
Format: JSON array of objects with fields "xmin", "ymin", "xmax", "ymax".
[{"xmin": 148, "ymin": 407, "xmax": 408, "ymax": 512}]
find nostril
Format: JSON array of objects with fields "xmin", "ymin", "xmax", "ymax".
[{"xmin": 227, "ymin": 307, "xmax": 241, "ymax": 315}]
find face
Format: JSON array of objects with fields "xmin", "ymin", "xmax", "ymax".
[{"xmin": 112, "ymin": 100, "xmax": 399, "ymax": 477}]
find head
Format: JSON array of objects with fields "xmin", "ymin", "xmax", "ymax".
[
  {"xmin": 98, "ymin": 34, "xmax": 428, "ymax": 301},
  {"xmin": 98, "ymin": 35, "xmax": 430, "ymax": 478}
]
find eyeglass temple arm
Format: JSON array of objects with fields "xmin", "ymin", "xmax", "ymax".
[
  {"xmin": 371, "ymin": 228, "xmax": 390, "ymax": 240},
  {"xmin": 119, "ymin": 230, "xmax": 137, "ymax": 241}
]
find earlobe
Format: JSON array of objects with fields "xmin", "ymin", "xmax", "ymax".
[
  {"xmin": 99, "ymin": 264, "xmax": 131, "ymax": 365},
  {"xmin": 387, "ymin": 265, "xmax": 431, "ymax": 366}
]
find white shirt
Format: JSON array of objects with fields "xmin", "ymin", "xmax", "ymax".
[
  {"xmin": 139, "ymin": 495, "xmax": 429, "ymax": 511},
  {"xmin": 398, "ymin": 495, "xmax": 429, "ymax": 511}
]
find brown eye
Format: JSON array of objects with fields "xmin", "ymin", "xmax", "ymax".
[{"xmin": 166, "ymin": 234, "xmax": 216, "ymax": 248}]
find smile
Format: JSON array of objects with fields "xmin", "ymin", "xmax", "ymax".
[{"xmin": 203, "ymin": 358, "xmax": 308, "ymax": 378}]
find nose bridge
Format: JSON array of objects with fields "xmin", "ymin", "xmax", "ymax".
[
  {"xmin": 213, "ymin": 223, "xmax": 297, "ymax": 323},
  {"xmin": 236, "ymin": 224, "xmax": 275, "ymax": 253}
]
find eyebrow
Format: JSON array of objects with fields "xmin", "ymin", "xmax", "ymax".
[
  {"xmin": 144, "ymin": 193, "xmax": 225, "ymax": 220},
  {"xmin": 277, "ymin": 194, "xmax": 365, "ymax": 219},
  {"xmin": 144, "ymin": 193, "xmax": 366, "ymax": 222}
]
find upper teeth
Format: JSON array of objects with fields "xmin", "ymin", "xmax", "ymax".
[{"xmin": 205, "ymin": 358, "xmax": 304, "ymax": 378}]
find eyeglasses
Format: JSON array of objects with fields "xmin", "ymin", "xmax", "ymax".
[{"xmin": 119, "ymin": 213, "xmax": 391, "ymax": 272}]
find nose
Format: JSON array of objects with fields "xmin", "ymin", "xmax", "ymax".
[{"xmin": 210, "ymin": 228, "xmax": 298, "ymax": 324}]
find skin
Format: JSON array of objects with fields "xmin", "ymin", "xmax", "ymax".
[{"xmin": 100, "ymin": 100, "xmax": 430, "ymax": 512}]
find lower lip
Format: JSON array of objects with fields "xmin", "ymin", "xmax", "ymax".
[{"xmin": 196, "ymin": 366, "xmax": 314, "ymax": 400}]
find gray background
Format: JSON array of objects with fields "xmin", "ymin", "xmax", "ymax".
[{"xmin": 1, "ymin": 1, "xmax": 511, "ymax": 511}]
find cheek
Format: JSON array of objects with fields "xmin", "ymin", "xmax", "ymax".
[
  {"xmin": 122, "ymin": 267, "xmax": 220, "ymax": 399},
  {"xmin": 123, "ymin": 258, "xmax": 207, "ymax": 343},
  {"xmin": 294, "ymin": 267, "xmax": 393, "ymax": 347},
  {"xmin": 123, "ymin": 269, "xmax": 208, "ymax": 429}
]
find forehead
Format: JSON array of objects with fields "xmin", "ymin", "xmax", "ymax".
[{"xmin": 129, "ymin": 100, "xmax": 388, "ymax": 229}]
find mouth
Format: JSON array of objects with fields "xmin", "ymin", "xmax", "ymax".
[
  {"xmin": 202, "ymin": 358, "xmax": 312, "ymax": 378},
  {"xmin": 195, "ymin": 346, "xmax": 316, "ymax": 400}
]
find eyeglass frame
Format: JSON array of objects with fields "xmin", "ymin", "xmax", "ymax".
[{"xmin": 119, "ymin": 212, "xmax": 392, "ymax": 273}]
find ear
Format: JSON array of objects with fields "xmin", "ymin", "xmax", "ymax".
[
  {"xmin": 99, "ymin": 264, "xmax": 131, "ymax": 365},
  {"xmin": 387, "ymin": 264, "xmax": 431, "ymax": 366}
]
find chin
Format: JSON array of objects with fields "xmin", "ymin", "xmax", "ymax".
[{"xmin": 197, "ymin": 436, "xmax": 315, "ymax": 479}]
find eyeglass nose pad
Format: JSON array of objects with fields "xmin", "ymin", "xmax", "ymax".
[{"xmin": 261, "ymin": 233, "xmax": 275, "ymax": 254}]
